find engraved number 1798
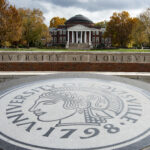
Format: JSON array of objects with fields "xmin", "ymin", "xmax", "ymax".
[{"xmin": 43, "ymin": 124, "xmax": 120, "ymax": 139}]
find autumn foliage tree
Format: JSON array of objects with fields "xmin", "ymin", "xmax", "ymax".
[
  {"xmin": 0, "ymin": 0, "xmax": 22, "ymax": 47},
  {"xmin": 139, "ymin": 8, "xmax": 150, "ymax": 46},
  {"xmin": 0, "ymin": 0, "xmax": 50, "ymax": 48},
  {"xmin": 18, "ymin": 8, "xmax": 50, "ymax": 47},
  {"xmin": 131, "ymin": 19, "xmax": 148, "ymax": 48},
  {"xmin": 0, "ymin": 0, "xmax": 8, "ymax": 44},
  {"xmin": 105, "ymin": 11, "xmax": 136, "ymax": 47},
  {"xmin": 50, "ymin": 17, "xmax": 66, "ymax": 28},
  {"xmin": 6, "ymin": 6, "xmax": 22, "ymax": 46},
  {"xmin": 41, "ymin": 24, "xmax": 51, "ymax": 47},
  {"xmin": 95, "ymin": 21, "xmax": 108, "ymax": 28}
]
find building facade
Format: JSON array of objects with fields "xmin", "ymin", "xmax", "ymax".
[{"xmin": 50, "ymin": 14, "xmax": 111, "ymax": 49}]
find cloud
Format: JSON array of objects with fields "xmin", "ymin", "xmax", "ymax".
[
  {"xmin": 38, "ymin": 0, "xmax": 150, "ymax": 11},
  {"xmin": 8, "ymin": 0, "xmax": 149, "ymax": 26},
  {"xmin": 10, "ymin": 0, "xmax": 49, "ymax": 13}
]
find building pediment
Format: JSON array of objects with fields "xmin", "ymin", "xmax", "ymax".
[{"xmin": 68, "ymin": 24, "xmax": 100, "ymax": 31}]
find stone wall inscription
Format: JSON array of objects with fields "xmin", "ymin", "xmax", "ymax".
[{"xmin": 0, "ymin": 52, "xmax": 149, "ymax": 63}]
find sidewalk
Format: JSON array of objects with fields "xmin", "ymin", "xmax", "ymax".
[{"xmin": 0, "ymin": 72, "xmax": 150, "ymax": 83}]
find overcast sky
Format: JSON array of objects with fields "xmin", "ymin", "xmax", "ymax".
[{"xmin": 9, "ymin": 0, "xmax": 150, "ymax": 26}]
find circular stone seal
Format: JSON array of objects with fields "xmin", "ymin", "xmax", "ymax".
[{"xmin": 1, "ymin": 73, "xmax": 150, "ymax": 150}]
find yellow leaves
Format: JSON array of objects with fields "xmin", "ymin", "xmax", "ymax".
[
  {"xmin": 0, "ymin": 1, "xmax": 48, "ymax": 48},
  {"xmin": 95, "ymin": 21, "xmax": 107, "ymax": 28},
  {"xmin": 132, "ymin": 17, "xmax": 149, "ymax": 47},
  {"xmin": 50, "ymin": 17, "xmax": 66, "ymax": 28},
  {"xmin": 140, "ymin": 8, "xmax": 150, "ymax": 45},
  {"xmin": 1, "ymin": 41, "xmax": 11, "ymax": 47},
  {"xmin": 0, "ymin": 0, "xmax": 22, "ymax": 46},
  {"xmin": 0, "ymin": 0, "xmax": 8, "ymax": 11},
  {"xmin": 17, "ymin": 8, "xmax": 50, "ymax": 47},
  {"xmin": 105, "ymin": 11, "xmax": 136, "ymax": 47}
]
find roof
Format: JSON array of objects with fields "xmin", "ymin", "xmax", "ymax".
[{"xmin": 65, "ymin": 14, "xmax": 93, "ymax": 25}]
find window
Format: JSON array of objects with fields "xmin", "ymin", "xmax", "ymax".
[
  {"xmin": 54, "ymin": 31, "xmax": 57, "ymax": 35},
  {"xmin": 54, "ymin": 37, "xmax": 57, "ymax": 43},
  {"xmin": 93, "ymin": 37, "xmax": 95, "ymax": 42},
  {"xmin": 63, "ymin": 37, "xmax": 66, "ymax": 42},
  {"xmin": 59, "ymin": 30, "xmax": 63, "ymax": 35},
  {"xmin": 101, "ymin": 38, "xmax": 104, "ymax": 43},
  {"xmin": 109, "ymin": 38, "xmax": 111, "ymax": 43},
  {"xmin": 96, "ymin": 31, "xmax": 99, "ymax": 35},
  {"xmin": 96, "ymin": 37, "xmax": 99, "ymax": 42},
  {"xmin": 59, "ymin": 37, "xmax": 63, "ymax": 43},
  {"xmin": 93, "ymin": 31, "xmax": 95, "ymax": 35},
  {"xmin": 105, "ymin": 38, "xmax": 108, "ymax": 43},
  {"xmin": 63, "ymin": 30, "xmax": 66, "ymax": 35}
]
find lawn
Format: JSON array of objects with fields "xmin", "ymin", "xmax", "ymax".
[{"xmin": 0, "ymin": 48, "xmax": 150, "ymax": 52}]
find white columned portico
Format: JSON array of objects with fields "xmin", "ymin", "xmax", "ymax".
[
  {"xmin": 67, "ymin": 25, "xmax": 96, "ymax": 47},
  {"xmin": 65, "ymin": 22, "xmax": 99, "ymax": 49}
]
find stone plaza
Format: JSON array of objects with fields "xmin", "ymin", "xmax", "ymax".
[{"xmin": 0, "ymin": 73, "xmax": 150, "ymax": 150}]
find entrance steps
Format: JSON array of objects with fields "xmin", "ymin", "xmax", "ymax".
[{"xmin": 68, "ymin": 43, "xmax": 91, "ymax": 50}]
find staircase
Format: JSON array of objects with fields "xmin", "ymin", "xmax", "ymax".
[{"xmin": 68, "ymin": 43, "xmax": 92, "ymax": 50}]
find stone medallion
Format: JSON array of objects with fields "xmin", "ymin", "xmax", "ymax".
[{"xmin": 1, "ymin": 74, "xmax": 150, "ymax": 150}]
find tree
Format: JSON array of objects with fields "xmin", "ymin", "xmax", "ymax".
[
  {"xmin": 18, "ymin": 8, "xmax": 49, "ymax": 47},
  {"xmin": 0, "ymin": 0, "xmax": 8, "ymax": 46},
  {"xmin": 131, "ymin": 18, "xmax": 148, "ymax": 48},
  {"xmin": 105, "ymin": 11, "xmax": 136, "ymax": 47},
  {"xmin": 0, "ymin": 0, "xmax": 22, "ymax": 47},
  {"xmin": 6, "ymin": 5, "xmax": 22, "ymax": 46},
  {"xmin": 50, "ymin": 17, "xmax": 66, "ymax": 28},
  {"xmin": 139, "ymin": 8, "xmax": 150, "ymax": 46},
  {"xmin": 95, "ymin": 21, "xmax": 108, "ymax": 28},
  {"xmin": 41, "ymin": 24, "xmax": 51, "ymax": 47}
]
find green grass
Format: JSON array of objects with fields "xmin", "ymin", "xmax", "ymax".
[
  {"xmin": 95, "ymin": 49, "xmax": 150, "ymax": 52},
  {"xmin": 0, "ymin": 48, "xmax": 150, "ymax": 52}
]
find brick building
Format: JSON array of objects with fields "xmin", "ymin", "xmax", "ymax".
[{"xmin": 50, "ymin": 14, "xmax": 111, "ymax": 49}]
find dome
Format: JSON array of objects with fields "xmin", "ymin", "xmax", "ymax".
[{"xmin": 65, "ymin": 14, "xmax": 93, "ymax": 25}]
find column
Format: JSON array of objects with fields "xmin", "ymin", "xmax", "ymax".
[
  {"xmin": 72, "ymin": 31, "xmax": 74, "ymax": 43},
  {"xmin": 89, "ymin": 31, "xmax": 91, "ymax": 44},
  {"xmin": 68, "ymin": 31, "xmax": 70, "ymax": 43},
  {"xmin": 84, "ymin": 31, "xmax": 87, "ymax": 43},
  {"xmin": 73, "ymin": 31, "xmax": 75, "ymax": 43},
  {"xmin": 81, "ymin": 31, "xmax": 83, "ymax": 43},
  {"xmin": 83, "ymin": 31, "xmax": 84, "ymax": 43},
  {"xmin": 76, "ymin": 31, "xmax": 78, "ymax": 43}
]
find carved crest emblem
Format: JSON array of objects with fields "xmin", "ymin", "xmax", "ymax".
[{"xmin": 0, "ymin": 78, "xmax": 150, "ymax": 150}]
